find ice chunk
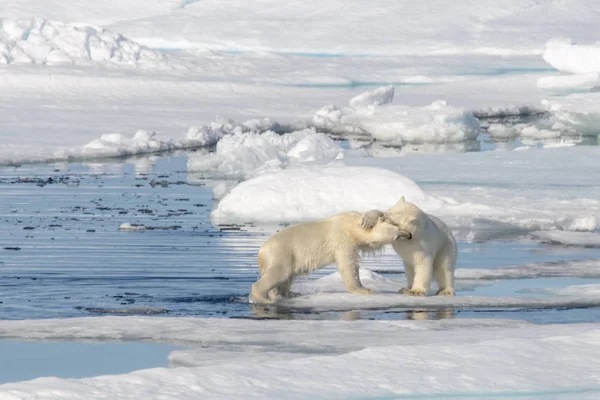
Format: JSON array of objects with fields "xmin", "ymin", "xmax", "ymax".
[
  {"xmin": 82, "ymin": 130, "xmax": 176, "ymax": 157},
  {"xmin": 311, "ymin": 104, "xmax": 369, "ymax": 136},
  {"xmin": 542, "ymin": 93, "xmax": 600, "ymax": 137},
  {"xmin": 543, "ymin": 38, "xmax": 600, "ymax": 74},
  {"xmin": 348, "ymin": 85, "xmax": 394, "ymax": 108},
  {"xmin": 350, "ymin": 100, "xmax": 481, "ymax": 143},
  {"xmin": 119, "ymin": 223, "xmax": 146, "ymax": 231},
  {"xmin": 211, "ymin": 166, "xmax": 441, "ymax": 223},
  {"xmin": 313, "ymin": 92, "xmax": 480, "ymax": 143},
  {"xmin": 187, "ymin": 129, "xmax": 343, "ymax": 180},
  {"xmin": 487, "ymin": 123, "xmax": 518, "ymax": 139}
]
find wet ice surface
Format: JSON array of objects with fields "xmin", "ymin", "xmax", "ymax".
[{"xmin": 2, "ymin": 153, "xmax": 600, "ymax": 323}]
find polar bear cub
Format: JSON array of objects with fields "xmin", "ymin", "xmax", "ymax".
[
  {"xmin": 250, "ymin": 211, "xmax": 408, "ymax": 304},
  {"xmin": 361, "ymin": 197, "xmax": 457, "ymax": 296}
]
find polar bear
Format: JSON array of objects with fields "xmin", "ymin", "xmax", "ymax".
[
  {"xmin": 250, "ymin": 211, "xmax": 409, "ymax": 304},
  {"xmin": 361, "ymin": 197, "xmax": 457, "ymax": 296}
]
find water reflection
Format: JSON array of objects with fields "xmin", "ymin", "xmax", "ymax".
[{"xmin": 249, "ymin": 303, "xmax": 456, "ymax": 321}]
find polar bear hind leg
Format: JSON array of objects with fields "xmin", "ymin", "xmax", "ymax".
[
  {"xmin": 251, "ymin": 250, "xmax": 294, "ymax": 304},
  {"xmin": 433, "ymin": 249, "xmax": 456, "ymax": 296},
  {"xmin": 403, "ymin": 254, "xmax": 433, "ymax": 296}
]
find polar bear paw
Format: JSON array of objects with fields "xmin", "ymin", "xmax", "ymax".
[
  {"xmin": 272, "ymin": 290, "xmax": 302, "ymax": 299},
  {"xmin": 436, "ymin": 287, "xmax": 456, "ymax": 296},
  {"xmin": 399, "ymin": 287, "xmax": 427, "ymax": 296},
  {"xmin": 250, "ymin": 286, "xmax": 275, "ymax": 304},
  {"xmin": 350, "ymin": 287, "xmax": 376, "ymax": 295}
]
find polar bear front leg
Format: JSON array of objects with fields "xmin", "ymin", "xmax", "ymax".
[
  {"xmin": 271, "ymin": 278, "xmax": 301, "ymax": 299},
  {"xmin": 337, "ymin": 252, "xmax": 375, "ymax": 295},
  {"xmin": 360, "ymin": 210, "xmax": 385, "ymax": 229},
  {"xmin": 399, "ymin": 261, "xmax": 415, "ymax": 295},
  {"xmin": 405, "ymin": 254, "xmax": 433, "ymax": 296},
  {"xmin": 434, "ymin": 251, "xmax": 456, "ymax": 296}
]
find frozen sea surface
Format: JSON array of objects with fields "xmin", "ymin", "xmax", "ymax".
[{"xmin": 2, "ymin": 153, "xmax": 600, "ymax": 323}]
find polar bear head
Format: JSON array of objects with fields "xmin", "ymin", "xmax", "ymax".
[
  {"xmin": 386, "ymin": 196, "xmax": 426, "ymax": 239},
  {"xmin": 361, "ymin": 216, "xmax": 405, "ymax": 248}
]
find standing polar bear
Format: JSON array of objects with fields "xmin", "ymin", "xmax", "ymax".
[
  {"xmin": 361, "ymin": 197, "xmax": 457, "ymax": 296},
  {"xmin": 250, "ymin": 211, "xmax": 408, "ymax": 304}
]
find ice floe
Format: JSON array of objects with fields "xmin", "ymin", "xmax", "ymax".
[{"xmin": 1, "ymin": 317, "xmax": 600, "ymax": 399}]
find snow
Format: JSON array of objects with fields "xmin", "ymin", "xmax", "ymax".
[
  {"xmin": 1, "ymin": 317, "xmax": 600, "ymax": 399},
  {"xmin": 0, "ymin": 18, "xmax": 169, "ymax": 67},
  {"xmin": 543, "ymin": 38, "xmax": 600, "ymax": 75},
  {"xmin": 211, "ymin": 166, "xmax": 442, "ymax": 223},
  {"xmin": 187, "ymin": 129, "xmax": 343, "ymax": 180}
]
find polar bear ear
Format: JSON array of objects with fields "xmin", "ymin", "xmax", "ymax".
[{"xmin": 389, "ymin": 196, "xmax": 407, "ymax": 213}]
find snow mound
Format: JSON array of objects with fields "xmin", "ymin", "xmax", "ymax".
[
  {"xmin": 313, "ymin": 90, "xmax": 480, "ymax": 144},
  {"xmin": 211, "ymin": 166, "xmax": 442, "ymax": 223},
  {"xmin": 187, "ymin": 129, "xmax": 343, "ymax": 180},
  {"xmin": 0, "ymin": 18, "xmax": 168, "ymax": 67},
  {"xmin": 543, "ymin": 38, "xmax": 600, "ymax": 75},
  {"xmin": 349, "ymin": 85, "xmax": 395, "ymax": 108}
]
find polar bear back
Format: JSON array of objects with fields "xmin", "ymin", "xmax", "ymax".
[{"xmin": 259, "ymin": 212, "xmax": 395, "ymax": 275}]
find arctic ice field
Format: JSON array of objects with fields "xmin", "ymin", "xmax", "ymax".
[{"xmin": 2, "ymin": 0, "xmax": 600, "ymax": 398}]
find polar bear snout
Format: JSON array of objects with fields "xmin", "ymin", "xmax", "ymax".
[{"xmin": 396, "ymin": 230, "xmax": 412, "ymax": 241}]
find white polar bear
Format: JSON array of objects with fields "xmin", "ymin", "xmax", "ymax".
[
  {"xmin": 250, "ymin": 211, "xmax": 408, "ymax": 304},
  {"xmin": 361, "ymin": 197, "xmax": 457, "ymax": 296}
]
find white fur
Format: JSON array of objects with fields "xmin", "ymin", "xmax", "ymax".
[
  {"xmin": 250, "ymin": 212, "xmax": 402, "ymax": 304},
  {"xmin": 362, "ymin": 197, "xmax": 457, "ymax": 296}
]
